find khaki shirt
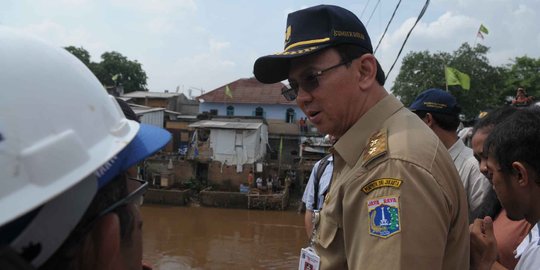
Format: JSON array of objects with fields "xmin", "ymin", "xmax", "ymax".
[{"xmin": 315, "ymin": 95, "xmax": 469, "ymax": 270}]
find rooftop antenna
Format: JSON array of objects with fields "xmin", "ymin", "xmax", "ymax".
[{"xmin": 188, "ymin": 87, "xmax": 205, "ymax": 99}]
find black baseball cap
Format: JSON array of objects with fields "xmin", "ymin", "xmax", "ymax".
[
  {"xmin": 253, "ymin": 5, "xmax": 385, "ymax": 85},
  {"xmin": 410, "ymin": 88, "xmax": 461, "ymax": 116}
]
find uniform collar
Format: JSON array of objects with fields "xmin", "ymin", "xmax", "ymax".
[
  {"xmin": 333, "ymin": 95, "xmax": 403, "ymax": 167},
  {"xmin": 448, "ymin": 139, "xmax": 465, "ymax": 161}
]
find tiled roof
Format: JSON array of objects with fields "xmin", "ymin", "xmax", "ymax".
[{"xmin": 197, "ymin": 77, "xmax": 294, "ymax": 105}]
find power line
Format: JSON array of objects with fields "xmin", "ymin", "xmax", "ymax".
[
  {"xmin": 365, "ymin": 0, "xmax": 382, "ymax": 27},
  {"xmin": 385, "ymin": 0, "xmax": 431, "ymax": 81},
  {"xmin": 374, "ymin": 0, "xmax": 403, "ymax": 54},
  {"xmin": 359, "ymin": 0, "xmax": 372, "ymax": 20}
]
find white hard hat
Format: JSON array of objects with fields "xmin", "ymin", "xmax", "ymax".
[{"xmin": 0, "ymin": 27, "xmax": 170, "ymax": 266}]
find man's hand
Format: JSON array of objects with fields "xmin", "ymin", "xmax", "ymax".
[{"xmin": 470, "ymin": 216, "xmax": 499, "ymax": 270}]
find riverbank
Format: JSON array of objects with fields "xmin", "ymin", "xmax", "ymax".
[{"xmin": 144, "ymin": 185, "xmax": 305, "ymax": 212}]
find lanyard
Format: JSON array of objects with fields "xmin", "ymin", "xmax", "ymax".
[{"xmin": 309, "ymin": 210, "xmax": 321, "ymax": 248}]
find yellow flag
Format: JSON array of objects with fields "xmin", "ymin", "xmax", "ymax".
[
  {"xmin": 479, "ymin": 24, "xmax": 489, "ymax": 34},
  {"xmin": 225, "ymin": 85, "xmax": 233, "ymax": 98},
  {"xmin": 445, "ymin": 66, "xmax": 470, "ymax": 90},
  {"xmin": 477, "ymin": 24, "xmax": 489, "ymax": 39}
]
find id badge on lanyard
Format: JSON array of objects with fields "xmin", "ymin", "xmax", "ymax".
[
  {"xmin": 298, "ymin": 210, "xmax": 321, "ymax": 270},
  {"xmin": 298, "ymin": 247, "xmax": 320, "ymax": 270}
]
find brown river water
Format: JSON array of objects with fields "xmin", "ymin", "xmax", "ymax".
[{"xmin": 141, "ymin": 204, "xmax": 307, "ymax": 270}]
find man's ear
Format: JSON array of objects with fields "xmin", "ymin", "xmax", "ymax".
[
  {"xmin": 511, "ymin": 161, "xmax": 530, "ymax": 187},
  {"xmin": 355, "ymin": 54, "xmax": 378, "ymax": 89},
  {"xmin": 424, "ymin": 113, "xmax": 435, "ymax": 127},
  {"xmin": 91, "ymin": 213, "xmax": 121, "ymax": 269}
]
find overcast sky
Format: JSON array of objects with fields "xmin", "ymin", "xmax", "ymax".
[{"xmin": 2, "ymin": 0, "xmax": 539, "ymax": 97}]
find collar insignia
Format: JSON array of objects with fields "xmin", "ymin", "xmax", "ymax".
[{"xmin": 362, "ymin": 129, "xmax": 388, "ymax": 166}]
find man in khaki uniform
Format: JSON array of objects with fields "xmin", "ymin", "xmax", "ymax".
[{"xmin": 253, "ymin": 5, "xmax": 469, "ymax": 270}]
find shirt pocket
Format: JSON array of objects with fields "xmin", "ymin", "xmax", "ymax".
[{"xmin": 317, "ymin": 215, "xmax": 339, "ymax": 248}]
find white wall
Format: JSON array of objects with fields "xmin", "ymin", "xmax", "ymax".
[{"xmin": 199, "ymin": 102, "xmax": 306, "ymax": 121}]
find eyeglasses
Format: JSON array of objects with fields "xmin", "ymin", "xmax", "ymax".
[
  {"xmin": 97, "ymin": 177, "xmax": 148, "ymax": 218},
  {"xmin": 281, "ymin": 58, "xmax": 355, "ymax": 101},
  {"xmin": 63, "ymin": 176, "xmax": 148, "ymax": 247}
]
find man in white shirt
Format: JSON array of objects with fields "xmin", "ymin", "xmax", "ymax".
[
  {"xmin": 470, "ymin": 107, "xmax": 540, "ymax": 270},
  {"xmin": 302, "ymin": 154, "xmax": 333, "ymax": 238},
  {"xmin": 256, "ymin": 176, "xmax": 263, "ymax": 190},
  {"xmin": 410, "ymin": 88, "xmax": 491, "ymax": 221},
  {"xmin": 266, "ymin": 177, "xmax": 273, "ymax": 193},
  {"xmin": 515, "ymin": 223, "xmax": 539, "ymax": 267}
]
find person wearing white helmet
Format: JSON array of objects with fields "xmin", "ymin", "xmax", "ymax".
[{"xmin": 0, "ymin": 27, "xmax": 171, "ymax": 269}]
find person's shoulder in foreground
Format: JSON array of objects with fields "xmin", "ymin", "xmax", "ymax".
[{"xmin": 0, "ymin": 27, "xmax": 170, "ymax": 269}]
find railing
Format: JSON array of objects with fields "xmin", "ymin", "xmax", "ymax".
[{"xmin": 247, "ymin": 185, "xmax": 290, "ymax": 210}]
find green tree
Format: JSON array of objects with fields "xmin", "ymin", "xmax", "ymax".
[
  {"xmin": 64, "ymin": 46, "xmax": 91, "ymax": 66},
  {"xmin": 97, "ymin": 51, "xmax": 148, "ymax": 92},
  {"xmin": 391, "ymin": 50, "xmax": 451, "ymax": 105},
  {"xmin": 64, "ymin": 47, "xmax": 148, "ymax": 93},
  {"xmin": 502, "ymin": 56, "xmax": 540, "ymax": 101},
  {"xmin": 392, "ymin": 43, "xmax": 506, "ymax": 119}
]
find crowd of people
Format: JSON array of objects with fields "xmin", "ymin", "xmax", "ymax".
[
  {"xmin": 1, "ymin": 4, "xmax": 539, "ymax": 270},
  {"xmin": 246, "ymin": 170, "xmax": 279, "ymax": 193}
]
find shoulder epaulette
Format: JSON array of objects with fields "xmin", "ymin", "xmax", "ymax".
[{"xmin": 361, "ymin": 129, "xmax": 388, "ymax": 167}]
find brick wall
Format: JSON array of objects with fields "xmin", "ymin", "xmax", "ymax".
[
  {"xmin": 200, "ymin": 189, "xmax": 248, "ymax": 208},
  {"xmin": 171, "ymin": 160, "xmax": 196, "ymax": 182},
  {"xmin": 145, "ymin": 189, "xmax": 191, "ymax": 206},
  {"xmin": 145, "ymin": 159, "xmax": 196, "ymax": 185},
  {"xmin": 207, "ymin": 162, "xmax": 255, "ymax": 188}
]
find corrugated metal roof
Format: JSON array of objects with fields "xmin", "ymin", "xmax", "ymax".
[
  {"xmin": 131, "ymin": 107, "xmax": 164, "ymax": 114},
  {"xmin": 197, "ymin": 77, "xmax": 294, "ymax": 105},
  {"xmin": 127, "ymin": 103, "xmax": 165, "ymax": 114},
  {"xmin": 164, "ymin": 110, "xmax": 182, "ymax": 115},
  {"xmin": 189, "ymin": 120, "xmax": 263, "ymax": 130},
  {"xmin": 122, "ymin": 91, "xmax": 180, "ymax": 99},
  {"xmin": 176, "ymin": 115, "xmax": 198, "ymax": 119}
]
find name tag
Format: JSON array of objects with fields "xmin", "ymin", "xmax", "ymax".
[{"xmin": 298, "ymin": 247, "xmax": 320, "ymax": 270}]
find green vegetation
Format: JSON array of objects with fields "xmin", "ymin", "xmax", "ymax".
[
  {"xmin": 64, "ymin": 46, "xmax": 148, "ymax": 93},
  {"xmin": 392, "ymin": 43, "xmax": 540, "ymax": 119}
]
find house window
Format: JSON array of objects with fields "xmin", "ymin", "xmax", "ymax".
[
  {"xmin": 210, "ymin": 109, "xmax": 218, "ymax": 116},
  {"xmin": 227, "ymin": 105, "xmax": 234, "ymax": 116},
  {"xmin": 198, "ymin": 129, "xmax": 210, "ymax": 142},
  {"xmin": 286, "ymin": 108, "xmax": 295, "ymax": 123},
  {"xmin": 255, "ymin": 107, "xmax": 264, "ymax": 117}
]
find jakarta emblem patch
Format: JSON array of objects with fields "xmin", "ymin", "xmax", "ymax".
[{"xmin": 367, "ymin": 196, "xmax": 401, "ymax": 238}]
